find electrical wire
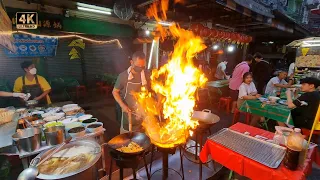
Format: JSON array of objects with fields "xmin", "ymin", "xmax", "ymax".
[{"xmin": 0, "ymin": 30, "xmax": 123, "ymax": 48}]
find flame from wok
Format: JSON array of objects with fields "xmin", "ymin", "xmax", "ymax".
[{"xmin": 134, "ymin": 0, "xmax": 207, "ymax": 148}]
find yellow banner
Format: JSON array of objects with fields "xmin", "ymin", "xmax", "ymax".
[
  {"xmin": 70, "ymin": 53, "xmax": 80, "ymax": 60},
  {"xmin": 301, "ymin": 47, "xmax": 310, "ymax": 56},
  {"xmin": 69, "ymin": 47, "xmax": 78, "ymax": 55}
]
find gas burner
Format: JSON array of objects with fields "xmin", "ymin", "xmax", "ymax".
[
  {"xmin": 149, "ymin": 144, "xmax": 185, "ymax": 180},
  {"xmin": 108, "ymin": 151, "xmax": 150, "ymax": 180}
]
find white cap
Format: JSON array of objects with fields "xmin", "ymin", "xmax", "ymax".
[{"xmin": 294, "ymin": 128, "xmax": 301, "ymax": 133}]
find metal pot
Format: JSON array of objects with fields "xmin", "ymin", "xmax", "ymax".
[
  {"xmin": 44, "ymin": 126, "xmax": 66, "ymax": 146},
  {"xmin": 30, "ymin": 120, "xmax": 45, "ymax": 128},
  {"xmin": 12, "ymin": 128, "xmax": 41, "ymax": 153},
  {"xmin": 33, "ymin": 140, "xmax": 101, "ymax": 180},
  {"xmin": 192, "ymin": 109, "xmax": 220, "ymax": 129}
]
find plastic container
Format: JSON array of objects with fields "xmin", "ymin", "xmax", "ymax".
[
  {"xmin": 273, "ymin": 126, "xmax": 293, "ymax": 145},
  {"xmin": 283, "ymin": 128, "xmax": 304, "ymax": 170}
]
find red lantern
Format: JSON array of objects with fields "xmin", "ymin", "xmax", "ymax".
[
  {"xmin": 200, "ymin": 27, "xmax": 211, "ymax": 38},
  {"xmin": 244, "ymin": 35, "xmax": 250, "ymax": 43},
  {"xmin": 210, "ymin": 29, "xmax": 217, "ymax": 38},
  {"xmin": 190, "ymin": 23, "xmax": 204, "ymax": 35},
  {"xmin": 230, "ymin": 33, "xmax": 237, "ymax": 41},
  {"xmin": 248, "ymin": 36, "xmax": 253, "ymax": 43},
  {"xmin": 224, "ymin": 32, "xmax": 231, "ymax": 40},
  {"xmin": 239, "ymin": 35, "xmax": 244, "ymax": 43},
  {"xmin": 236, "ymin": 33, "xmax": 241, "ymax": 41},
  {"xmin": 220, "ymin": 31, "xmax": 226, "ymax": 39}
]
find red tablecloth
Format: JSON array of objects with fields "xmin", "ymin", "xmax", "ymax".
[{"xmin": 199, "ymin": 123, "xmax": 316, "ymax": 180}]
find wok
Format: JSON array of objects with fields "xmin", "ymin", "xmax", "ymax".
[
  {"xmin": 192, "ymin": 109, "xmax": 220, "ymax": 129},
  {"xmin": 107, "ymin": 132, "xmax": 151, "ymax": 156}
]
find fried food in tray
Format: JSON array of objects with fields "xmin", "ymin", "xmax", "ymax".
[{"xmin": 116, "ymin": 141, "xmax": 143, "ymax": 153}]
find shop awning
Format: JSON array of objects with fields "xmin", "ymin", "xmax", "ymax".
[
  {"xmin": 287, "ymin": 37, "xmax": 320, "ymax": 47},
  {"xmin": 215, "ymin": 0, "xmax": 293, "ymax": 33}
]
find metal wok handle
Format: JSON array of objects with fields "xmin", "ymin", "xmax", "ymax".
[{"xmin": 202, "ymin": 109, "xmax": 211, "ymax": 113}]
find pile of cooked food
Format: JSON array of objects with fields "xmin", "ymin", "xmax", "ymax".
[
  {"xmin": 296, "ymin": 55, "xmax": 320, "ymax": 67},
  {"xmin": 116, "ymin": 141, "xmax": 143, "ymax": 153},
  {"xmin": 0, "ymin": 109, "xmax": 14, "ymax": 125},
  {"xmin": 38, "ymin": 146, "xmax": 95, "ymax": 175}
]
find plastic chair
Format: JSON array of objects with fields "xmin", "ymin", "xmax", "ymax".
[
  {"xmin": 96, "ymin": 82, "xmax": 104, "ymax": 93},
  {"xmin": 76, "ymin": 86, "xmax": 87, "ymax": 99},
  {"xmin": 49, "ymin": 78, "xmax": 71, "ymax": 101},
  {"xmin": 61, "ymin": 77, "xmax": 87, "ymax": 99},
  {"xmin": 101, "ymin": 85, "xmax": 112, "ymax": 96},
  {"xmin": 232, "ymin": 108, "xmax": 251, "ymax": 125},
  {"xmin": 218, "ymin": 97, "xmax": 232, "ymax": 113}
]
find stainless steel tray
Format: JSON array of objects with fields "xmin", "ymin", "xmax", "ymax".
[{"xmin": 208, "ymin": 128, "xmax": 286, "ymax": 168}]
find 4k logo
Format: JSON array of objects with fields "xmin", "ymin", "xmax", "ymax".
[{"xmin": 16, "ymin": 12, "xmax": 38, "ymax": 29}]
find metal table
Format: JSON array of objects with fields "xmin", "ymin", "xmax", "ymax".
[{"xmin": 0, "ymin": 101, "xmax": 106, "ymax": 172}]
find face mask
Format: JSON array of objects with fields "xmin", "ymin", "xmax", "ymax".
[
  {"xmin": 29, "ymin": 68, "xmax": 37, "ymax": 75},
  {"xmin": 133, "ymin": 66, "xmax": 144, "ymax": 73}
]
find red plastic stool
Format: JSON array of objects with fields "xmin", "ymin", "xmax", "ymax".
[
  {"xmin": 101, "ymin": 85, "xmax": 112, "ymax": 96},
  {"xmin": 232, "ymin": 108, "xmax": 251, "ymax": 125},
  {"xmin": 76, "ymin": 85, "xmax": 86, "ymax": 99},
  {"xmin": 96, "ymin": 82, "xmax": 104, "ymax": 93},
  {"xmin": 301, "ymin": 128, "xmax": 320, "ymax": 144},
  {"xmin": 218, "ymin": 97, "xmax": 232, "ymax": 113}
]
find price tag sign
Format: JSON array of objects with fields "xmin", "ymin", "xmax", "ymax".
[{"xmin": 16, "ymin": 12, "xmax": 38, "ymax": 29}]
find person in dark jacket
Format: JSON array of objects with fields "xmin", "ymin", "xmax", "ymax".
[{"xmin": 252, "ymin": 53, "xmax": 272, "ymax": 94}]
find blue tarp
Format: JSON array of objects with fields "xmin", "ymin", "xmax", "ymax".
[{"xmin": 4, "ymin": 34, "xmax": 58, "ymax": 57}]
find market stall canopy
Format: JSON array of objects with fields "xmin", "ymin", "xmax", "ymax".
[{"xmin": 287, "ymin": 37, "xmax": 320, "ymax": 47}]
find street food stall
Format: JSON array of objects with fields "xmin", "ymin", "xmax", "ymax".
[
  {"xmin": 287, "ymin": 37, "xmax": 320, "ymax": 81},
  {"xmin": 0, "ymin": 101, "xmax": 107, "ymax": 180}
]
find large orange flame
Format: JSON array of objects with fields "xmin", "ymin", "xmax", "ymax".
[{"xmin": 134, "ymin": 0, "xmax": 207, "ymax": 148}]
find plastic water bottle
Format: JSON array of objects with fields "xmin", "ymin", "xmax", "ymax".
[{"xmin": 283, "ymin": 128, "xmax": 304, "ymax": 170}]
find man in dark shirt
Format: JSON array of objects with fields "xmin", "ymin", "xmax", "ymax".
[
  {"xmin": 112, "ymin": 51, "xmax": 150, "ymax": 132},
  {"xmin": 253, "ymin": 53, "xmax": 272, "ymax": 94},
  {"xmin": 286, "ymin": 77, "xmax": 320, "ymax": 129}
]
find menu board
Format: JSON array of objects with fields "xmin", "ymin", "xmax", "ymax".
[{"xmin": 296, "ymin": 46, "xmax": 320, "ymax": 68}]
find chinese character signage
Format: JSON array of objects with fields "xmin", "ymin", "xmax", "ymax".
[
  {"xmin": 0, "ymin": 4, "xmax": 16, "ymax": 52},
  {"xmin": 11, "ymin": 16, "xmax": 63, "ymax": 30},
  {"xmin": 3, "ymin": 34, "xmax": 58, "ymax": 57}
]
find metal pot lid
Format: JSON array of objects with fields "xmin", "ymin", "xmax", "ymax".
[
  {"xmin": 192, "ymin": 110, "xmax": 220, "ymax": 124},
  {"xmin": 35, "ymin": 140, "xmax": 101, "ymax": 180}
]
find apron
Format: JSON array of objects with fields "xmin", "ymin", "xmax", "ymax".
[
  {"xmin": 120, "ymin": 80, "xmax": 144, "ymax": 134},
  {"xmin": 22, "ymin": 76, "xmax": 47, "ymax": 105}
]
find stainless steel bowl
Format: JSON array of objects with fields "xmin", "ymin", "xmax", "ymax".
[
  {"xmin": 44, "ymin": 126, "xmax": 66, "ymax": 146},
  {"xmin": 12, "ymin": 127, "xmax": 41, "ymax": 153},
  {"xmin": 30, "ymin": 120, "xmax": 45, "ymax": 128},
  {"xmin": 34, "ymin": 140, "xmax": 101, "ymax": 180}
]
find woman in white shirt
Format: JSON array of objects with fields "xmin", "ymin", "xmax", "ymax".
[{"xmin": 237, "ymin": 72, "xmax": 263, "ymax": 126}]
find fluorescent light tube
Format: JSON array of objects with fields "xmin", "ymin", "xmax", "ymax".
[{"xmin": 77, "ymin": 7, "xmax": 112, "ymax": 15}]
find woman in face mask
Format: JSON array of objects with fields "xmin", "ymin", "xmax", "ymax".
[{"xmin": 13, "ymin": 61, "xmax": 52, "ymax": 105}]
